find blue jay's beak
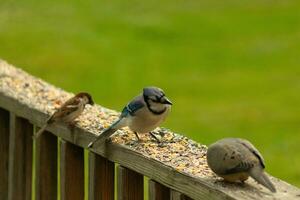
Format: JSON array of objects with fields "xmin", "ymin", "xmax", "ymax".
[{"xmin": 161, "ymin": 96, "xmax": 172, "ymax": 105}]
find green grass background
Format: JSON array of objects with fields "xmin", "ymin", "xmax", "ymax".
[{"xmin": 1, "ymin": 0, "xmax": 300, "ymax": 189}]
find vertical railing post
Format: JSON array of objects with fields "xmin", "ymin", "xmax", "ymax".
[
  {"xmin": 60, "ymin": 140, "xmax": 84, "ymax": 200},
  {"xmin": 117, "ymin": 166, "xmax": 144, "ymax": 200},
  {"xmin": 35, "ymin": 131, "xmax": 58, "ymax": 200},
  {"xmin": 0, "ymin": 108, "xmax": 9, "ymax": 200},
  {"xmin": 89, "ymin": 152, "xmax": 115, "ymax": 200},
  {"xmin": 8, "ymin": 113, "xmax": 33, "ymax": 200},
  {"xmin": 148, "ymin": 180, "xmax": 170, "ymax": 200},
  {"xmin": 170, "ymin": 190, "xmax": 193, "ymax": 200}
]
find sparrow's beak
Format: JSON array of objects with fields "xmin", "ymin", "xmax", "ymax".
[{"xmin": 161, "ymin": 96, "xmax": 172, "ymax": 105}]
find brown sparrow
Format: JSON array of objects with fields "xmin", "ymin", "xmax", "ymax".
[{"xmin": 34, "ymin": 92, "xmax": 94, "ymax": 138}]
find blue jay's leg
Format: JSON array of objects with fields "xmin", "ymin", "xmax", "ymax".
[
  {"xmin": 134, "ymin": 132, "xmax": 140, "ymax": 141},
  {"xmin": 149, "ymin": 132, "xmax": 161, "ymax": 143}
]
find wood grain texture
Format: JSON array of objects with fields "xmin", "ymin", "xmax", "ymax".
[
  {"xmin": 35, "ymin": 131, "xmax": 57, "ymax": 200},
  {"xmin": 0, "ymin": 108, "xmax": 9, "ymax": 200},
  {"xmin": 8, "ymin": 114, "xmax": 33, "ymax": 200},
  {"xmin": 117, "ymin": 166, "xmax": 144, "ymax": 200},
  {"xmin": 109, "ymin": 143, "xmax": 234, "ymax": 200},
  {"xmin": 60, "ymin": 140, "xmax": 84, "ymax": 200},
  {"xmin": 148, "ymin": 179, "xmax": 170, "ymax": 200},
  {"xmin": 89, "ymin": 151, "xmax": 115, "ymax": 200},
  {"xmin": 1, "ymin": 82, "xmax": 300, "ymax": 200},
  {"xmin": 170, "ymin": 190, "xmax": 183, "ymax": 200},
  {"xmin": 170, "ymin": 190, "xmax": 192, "ymax": 200}
]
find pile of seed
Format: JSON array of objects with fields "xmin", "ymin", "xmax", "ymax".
[
  {"xmin": 0, "ymin": 60, "xmax": 215, "ymax": 179},
  {"xmin": 111, "ymin": 129, "xmax": 214, "ymax": 178}
]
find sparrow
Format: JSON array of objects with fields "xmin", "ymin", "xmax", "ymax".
[
  {"xmin": 34, "ymin": 92, "xmax": 94, "ymax": 138},
  {"xmin": 206, "ymin": 138, "xmax": 276, "ymax": 193},
  {"xmin": 88, "ymin": 86, "xmax": 172, "ymax": 148}
]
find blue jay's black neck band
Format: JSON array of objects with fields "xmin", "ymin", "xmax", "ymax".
[
  {"xmin": 144, "ymin": 95, "xmax": 167, "ymax": 115},
  {"xmin": 150, "ymin": 107, "xmax": 167, "ymax": 115}
]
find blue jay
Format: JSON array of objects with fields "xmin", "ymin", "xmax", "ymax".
[{"xmin": 88, "ymin": 87, "xmax": 172, "ymax": 148}]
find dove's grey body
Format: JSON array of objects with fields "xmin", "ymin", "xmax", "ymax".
[{"xmin": 207, "ymin": 138, "xmax": 276, "ymax": 193}]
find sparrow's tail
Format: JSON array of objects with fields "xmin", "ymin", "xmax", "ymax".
[
  {"xmin": 249, "ymin": 166, "xmax": 276, "ymax": 193},
  {"xmin": 33, "ymin": 124, "xmax": 48, "ymax": 139},
  {"xmin": 87, "ymin": 118, "xmax": 123, "ymax": 148}
]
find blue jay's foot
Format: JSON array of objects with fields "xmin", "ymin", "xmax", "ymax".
[
  {"xmin": 134, "ymin": 132, "xmax": 141, "ymax": 142},
  {"xmin": 149, "ymin": 132, "xmax": 161, "ymax": 143}
]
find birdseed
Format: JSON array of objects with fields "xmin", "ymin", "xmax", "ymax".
[{"xmin": 0, "ymin": 60, "xmax": 216, "ymax": 180}]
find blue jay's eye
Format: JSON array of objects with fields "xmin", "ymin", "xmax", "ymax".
[
  {"xmin": 156, "ymin": 97, "xmax": 160, "ymax": 102},
  {"xmin": 148, "ymin": 96, "xmax": 160, "ymax": 103},
  {"xmin": 157, "ymin": 94, "xmax": 165, "ymax": 102}
]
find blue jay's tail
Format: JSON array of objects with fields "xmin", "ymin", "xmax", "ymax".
[
  {"xmin": 87, "ymin": 118, "xmax": 122, "ymax": 148},
  {"xmin": 249, "ymin": 166, "xmax": 276, "ymax": 193}
]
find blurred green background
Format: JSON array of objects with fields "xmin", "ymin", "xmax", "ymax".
[{"xmin": 1, "ymin": 0, "xmax": 300, "ymax": 188}]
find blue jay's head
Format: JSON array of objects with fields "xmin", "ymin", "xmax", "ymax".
[{"xmin": 143, "ymin": 87, "xmax": 172, "ymax": 106}]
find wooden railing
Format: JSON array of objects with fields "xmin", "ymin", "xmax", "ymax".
[{"xmin": 1, "ymin": 59, "xmax": 300, "ymax": 200}]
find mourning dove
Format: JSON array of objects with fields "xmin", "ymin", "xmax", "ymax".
[{"xmin": 207, "ymin": 138, "xmax": 276, "ymax": 192}]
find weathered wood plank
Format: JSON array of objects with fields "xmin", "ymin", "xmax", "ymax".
[
  {"xmin": 8, "ymin": 114, "xmax": 33, "ymax": 200},
  {"xmin": 0, "ymin": 92, "xmax": 96, "ymax": 146},
  {"xmin": 117, "ymin": 166, "xmax": 144, "ymax": 200},
  {"xmin": 110, "ymin": 143, "xmax": 232, "ymax": 200},
  {"xmin": 148, "ymin": 179, "xmax": 170, "ymax": 200},
  {"xmin": 170, "ymin": 190, "xmax": 192, "ymax": 200},
  {"xmin": 89, "ymin": 151, "xmax": 115, "ymax": 200},
  {"xmin": 60, "ymin": 140, "xmax": 84, "ymax": 200},
  {"xmin": 107, "ymin": 143, "xmax": 300, "ymax": 200},
  {"xmin": 1, "ymin": 69, "xmax": 300, "ymax": 200},
  {"xmin": 170, "ymin": 190, "xmax": 183, "ymax": 200},
  {"xmin": 0, "ymin": 108, "xmax": 9, "ymax": 200},
  {"xmin": 35, "ymin": 131, "xmax": 57, "ymax": 200}
]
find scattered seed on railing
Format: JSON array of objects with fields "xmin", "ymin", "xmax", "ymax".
[{"xmin": 0, "ymin": 60, "xmax": 217, "ymax": 179}]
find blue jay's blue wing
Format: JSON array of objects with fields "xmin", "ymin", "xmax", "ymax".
[{"xmin": 121, "ymin": 96, "xmax": 145, "ymax": 118}]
